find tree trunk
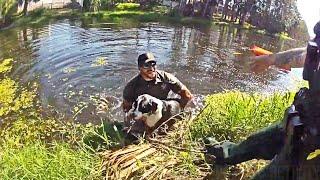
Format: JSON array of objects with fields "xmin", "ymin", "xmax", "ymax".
[
  {"xmin": 230, "ymin": 1, "xmax": 236, "ymax": 21},
  {"xmin": 179, "ymin": 0, "xmax": 187, "ymax": 12},
  {"xmin": 23, "ymin": 0, "xmax": 29, "ymax": 16},
  {"xmin": 265, "ymin": 0, "xmax": 272, "ymax": 13},
  {"xmin": 240, "ymin": 0, "xmax": 254, "ymax": 26},
  {"xmin": 202, "ymin": 0, "xmax": 210, "ymax": 17},
  {"xmin": 222, "ymin": 0, "xmax": 231, "ymax": 20}
]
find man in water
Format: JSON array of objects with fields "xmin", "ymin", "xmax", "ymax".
[
  {"xmin": 205, "ymin": 21, "xmax": 320, "ymax": 179},
  {"xmin": 122, "ymin": 52, "xmax": 193, "ymax": 135}
]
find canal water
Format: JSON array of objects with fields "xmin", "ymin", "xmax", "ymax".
[{"xmin": 0, "ymin": 19, "xmax": 306, "ymax": 123}]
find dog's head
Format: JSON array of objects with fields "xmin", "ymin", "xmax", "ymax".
[{"xmin": 128, "ymin": 94, "xmax": 163, "ymax": 128}]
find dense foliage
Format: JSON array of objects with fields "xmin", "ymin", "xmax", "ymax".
[
  {"xmin": 0, "ymin": 0, "xmax": 17, "ymax": 24},
  {"xmin": 1, "ymin": 0, "xmax": 308, "ymax": 39},
  {"xmin": 178, "ymin": 0, "xmax": 304, "ymax": 34}
]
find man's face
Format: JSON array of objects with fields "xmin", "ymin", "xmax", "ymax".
[{"xmin": 139, "ymin": 61, "xmax": 157, "ymax": 80}]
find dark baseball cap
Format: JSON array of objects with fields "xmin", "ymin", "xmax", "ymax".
[{"xmin": 138, "ymin": 53, "xmax": 156, "ymax": 67}]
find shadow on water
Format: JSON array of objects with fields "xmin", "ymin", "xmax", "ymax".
[{"xmin": 0, "ymin": 19, "xmax": 306, "ymax": 123}]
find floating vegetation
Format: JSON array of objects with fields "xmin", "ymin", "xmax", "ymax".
[
  {"xmin": 63, "ymin": 67, "xmax": 77, "ymax": 73},
  {"xmin": 0, "ymin": 58, "xmax": 13, "ymax": 73},
  {"xmin": 72, "ymin": 101, "xmax": 88, "ymax": 119},
  {"xmin": 91, "ymin": 57, "xmax": 107, "ymax": 67},
  {"xmin": 0, "ymin": 58, "xmax": 36, "ymax": 117}
]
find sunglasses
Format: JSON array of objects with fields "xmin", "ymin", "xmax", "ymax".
[{"xmin": 142, "ymin": 62, "xmax": 156, "ymax": 69}]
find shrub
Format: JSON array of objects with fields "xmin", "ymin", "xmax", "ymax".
[{"xmin": 115, "ymin": 3, "xmax": 140, "ymax": 11}]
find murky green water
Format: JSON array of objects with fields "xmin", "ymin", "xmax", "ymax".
[{"xmin": 0, "ymin": 19, "xmax": 306, "ymax": 123}]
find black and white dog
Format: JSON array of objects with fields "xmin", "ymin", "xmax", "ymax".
[{"xmin": 128, "ymin": 94, "xmax": 182, "ymax": 133}]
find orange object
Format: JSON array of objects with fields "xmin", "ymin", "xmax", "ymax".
[{"xmin": 250, "ymin": 45, "xmax": 273, "ymax": 56}]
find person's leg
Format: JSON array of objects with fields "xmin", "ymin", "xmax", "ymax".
[{"xmin": 206, "ymin": 122, "xmax": 285, "ymax": 165}]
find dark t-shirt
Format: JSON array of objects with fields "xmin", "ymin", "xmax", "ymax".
[{"xmin": 123, "ymin": 70, "xmax": 185, "ymax": 103}]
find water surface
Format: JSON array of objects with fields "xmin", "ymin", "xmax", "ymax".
[{"xmin": 0, "ymin": 19, "xmax": 306, "ymax": 123}]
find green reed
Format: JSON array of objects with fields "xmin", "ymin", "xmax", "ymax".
[
  {"xmin": 0, "ymin": 141, "xmax": 101, "ymax": 179},
  {"xmin": 190, "ymin": 91, "xmax": 295, "ymax": 142}
]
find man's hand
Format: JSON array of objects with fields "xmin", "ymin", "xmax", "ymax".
[
  {"xmin": 122, "ymin": 100, "xmax": 133, "ymax": 113},
  {"xmin": 178, "ymin": 87, "xmax": 193, "ymax": 108}
]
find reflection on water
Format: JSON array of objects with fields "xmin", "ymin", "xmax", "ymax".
[{"xmin": 0, "ymin": 19, "xmax": 306, "ymax": 123}]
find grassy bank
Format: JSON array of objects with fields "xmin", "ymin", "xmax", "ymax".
[
  {"xmin": 0, "ymin": 56, "xmax": 300, "ymax": 179},
  {"xmin": 191, "ymin": 91, "xmax": 294, "ymax": 142},
  {"xmin": 9, "ymin": 5, "xmax": 213, "ymax": 29},
  {"xmin": 0, "ymin": 58, "xmax": 102, "ymax": 179}
]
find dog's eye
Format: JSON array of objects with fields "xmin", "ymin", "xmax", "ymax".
[{"xmin": 138, "ymin": 103, "xmax": 152, "ymax": 114}]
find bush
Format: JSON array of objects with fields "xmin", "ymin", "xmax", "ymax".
[
  {"xmin": 29, "ymin": 8, "xmax": 46, "ymax": 17},
  {"xmin": 115, "ymin": 3, "xmax": 140, "ymax": 11}
]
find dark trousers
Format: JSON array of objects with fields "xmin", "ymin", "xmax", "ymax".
[{"xmin": 223, "ymin": 122, "xmax": 285, "ymax": 165}]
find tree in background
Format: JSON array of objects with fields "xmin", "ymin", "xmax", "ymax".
[
  {"xmin": 177, "ymin": 0, "xmax": 302, "ymax": 35},
  {"xmin": 0, "ymin": 0, "xmax": 17, "ymax": 25},
  {"xmin": 17, "ymin": 0, "xmax": 40, "ymax": 16},
  {"xmin": 248, "ymin": 0, "xmax": 301, "ymax": 33}
]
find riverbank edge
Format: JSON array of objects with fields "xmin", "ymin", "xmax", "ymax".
[
  {"xmin": 0, "ymin": 7, "xmax": 292, "ymax": 40},
  {"xmin": 0, "ymin": 73, "xmax": 299, "ymax": 178}
]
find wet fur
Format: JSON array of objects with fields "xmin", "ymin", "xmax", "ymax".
[{"xmin": 128, "ymin": 94, "xmax": 181, "ymax": 133}]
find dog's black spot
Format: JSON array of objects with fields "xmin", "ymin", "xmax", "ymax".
[
  {"xmin": 138, "ymin": 101, "xmax": 153, "ymax": 114},
  {"xmin": 151, "ymin": 101, "xmax": 158, "ymax": 112}
]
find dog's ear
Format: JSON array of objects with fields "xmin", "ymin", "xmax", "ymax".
[{"xmin": 151, "ymin": 101, "xmax": 158, "ymax": 112}]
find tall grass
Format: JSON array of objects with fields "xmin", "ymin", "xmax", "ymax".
[
  {"xmin": 190, "ymin": 91, "xmax": 295, "ymax": 142},
  {"xmin": 0, "ymin": 142, "xmax": 101, "ymax": 179},
  {"xmin": 0, "ymin": 58, "xmax": 102, "ymax": 179}
]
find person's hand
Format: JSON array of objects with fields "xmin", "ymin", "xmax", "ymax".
[{"xmin": 183, "ymin": 97, "xmax": 196, "ymax": 109}]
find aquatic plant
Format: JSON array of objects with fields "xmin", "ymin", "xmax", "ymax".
[{"xmin": 0, "ymin": 58, "xmax": 35, "ymax": 117}]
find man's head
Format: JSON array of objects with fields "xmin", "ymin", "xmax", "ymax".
[
  {"xmin": 303, "ymin": 21, "xmax": 320, "ymax": 92},
  {"xmin": 314, "ymin": 21, "xmax": 320, "ymax": 37},
  {"xmin": 138, "ymin": 53, "xmax": 157, "ymax": 80}
]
